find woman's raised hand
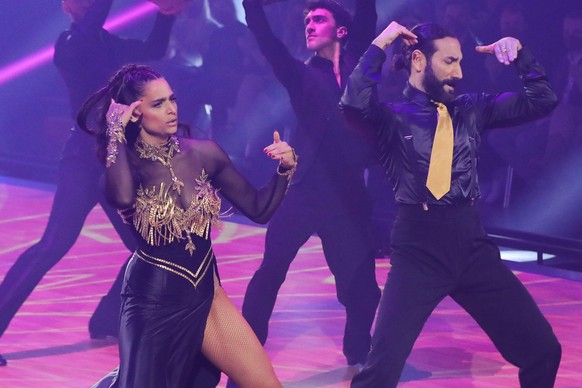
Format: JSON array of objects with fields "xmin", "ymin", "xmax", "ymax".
[
  {"xmin": 106, "ymin": 99, "xmax": 142, "ymax": 128},
  {"xmin": 264, "ymin": 131, "xmax": 297, "ymax": 170}
]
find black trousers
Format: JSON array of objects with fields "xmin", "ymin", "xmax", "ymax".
[
  {"xmin": 352, "ymin": 203, "xmax": 561, "ymax": 387},
  {"xmin": 242, "ymin": 185, "xmax": 381, "ymax": 362},
  {"xmin": 0, "ymin": 130, "xmax": 135, "ymax": 337}
]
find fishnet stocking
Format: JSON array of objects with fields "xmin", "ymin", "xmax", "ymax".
[{"xmin": 202, "ymin": 285, "xmax": 281, "ymax": 388}]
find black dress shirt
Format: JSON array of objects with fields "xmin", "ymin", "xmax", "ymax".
[
  {"xmin": 341, "ymin": 44, "xmax": 558, "ymax": 206},
  {"xmin": 243, "ymin": 0, "xmax": 376, "ymax": 207},
  {"xmin": 54, "ymin": 0, "xmax": 175, "ymax": 118}
]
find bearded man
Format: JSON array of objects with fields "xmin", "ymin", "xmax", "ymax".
[{"xmin": 340, "ymin": 21, "xmax": 562, "ymax": 387}]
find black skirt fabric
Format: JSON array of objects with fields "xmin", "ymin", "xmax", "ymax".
[{"xmin": 95, "ymin": 239, "xmax": 221, "ymax": 388}]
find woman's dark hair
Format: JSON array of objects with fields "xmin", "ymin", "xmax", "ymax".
[
  {"xmin": 304, "ymin": 0, "xmax": 352, "ymax": 44},
  {"xmin": 77, "ymin": 64, "xmax": 163, "ymax": 163},
  {"xmin": 393, "ymin": 23, "xmax": 456, "ymax": 74}
]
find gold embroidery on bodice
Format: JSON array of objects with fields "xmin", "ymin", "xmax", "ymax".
[
  {"xmin": 130, "ymin": 170, "xmax": 223, "ymax": 255},
  {"xmin": 135, "ymin": 249, "xmax": 214, "ymax": 289}
]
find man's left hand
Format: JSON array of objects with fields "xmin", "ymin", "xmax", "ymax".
[{"xmin": 476, "ymin": 37, "xmax": 522, "ymax": 65}]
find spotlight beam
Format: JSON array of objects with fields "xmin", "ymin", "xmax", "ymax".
[{"xmin": 0, "ymin": 2, "xmax": 157, "ymax": 86}]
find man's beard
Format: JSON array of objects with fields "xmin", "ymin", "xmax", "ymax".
[{"xmin": 422, "ymin": 62, "xmax": 459, "ymax": 103}]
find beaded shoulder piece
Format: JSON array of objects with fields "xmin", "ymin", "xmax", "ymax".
[{"xmin": 125, "ymin": 170, "xmax": 223, "ymax": 255}]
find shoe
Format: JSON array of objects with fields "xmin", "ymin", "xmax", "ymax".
[{"xmin": 0, "ymin": 354, "xmax": 7, "ymax": 366}]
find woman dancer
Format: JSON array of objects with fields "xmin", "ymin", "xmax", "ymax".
[{"xmin": 78, "ymin": 64, "xmax": 296, "ymax": 387}]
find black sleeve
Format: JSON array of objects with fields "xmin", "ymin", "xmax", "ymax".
[
  {"xmin": 346, "ymin": 0, "xmax": 377, "ymax": 59},
  {"xmin": 340, "ymin": 45, "xmax": 398, "ymax": 139},
  {"xmin": 57, "ymin": 5, "xmax": 175, "ymax": 72},
  {"xmin": 475, "ymin": 47, "xmax": 559, "ymax": 131},
  {"xmin": 56, "ymin": 0, "xmax": 113, "ymax": 59},
  {"xmin": 112, "ymin": 12, "xmax": 176, "ymax": 63},
  {"xmin": 243, "ymin": 0, "xmax": 305, "ymax": 93},
  {"xmin": 75, "ymin": 0, "xmax": 113, "ymax": 33},
  {"xmin": 105, "ymin": 138, "xmax": 138, "ymax": 209}
]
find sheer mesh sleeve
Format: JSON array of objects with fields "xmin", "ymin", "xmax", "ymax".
[
  {"xmin": 105, "ymin": 137, "xmax": 289, "ymax": 225},
  {"xmin": 105, "ymin": 139, "xmax": 138, "ymax": 209},
  {"xmin": 196, "ymin": 140, "xmax": 290, "ymax": 224}
]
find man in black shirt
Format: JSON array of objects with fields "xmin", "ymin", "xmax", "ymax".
[
  {"xmin": 240, "ymin": 0, "xmax": 381, "ymax": 367},
  {"xmin": 0, "ymin": 0, "xmax": 184, "ymax": 366},
  {"xmin": 341, "ymin": 21, "xmax": 561, "ymax": 387}
]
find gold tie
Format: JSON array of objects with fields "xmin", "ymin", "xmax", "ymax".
[{"xmin": 426, "ymin": 102, "xmax": 454, "ymax": 200}]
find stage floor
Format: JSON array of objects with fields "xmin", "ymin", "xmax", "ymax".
[{"xmin": 0, "ymin": 177, "xmax": 581, "ymax": 387}]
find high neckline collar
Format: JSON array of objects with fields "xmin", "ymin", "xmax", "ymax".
[
  {"xmin": 403, "ymin": 83, "xmax": 433, "ymax": 107},
  {"xmin": 135, "ymin": 136, "xmax": 180, "ymax": 166},
  {"xmin": 403, "ymin": 83, "xmax": 456, "ymax": 108},
  {"xmin": 135, "ymin": 135, "xmax": 184, "ymax": 194}
]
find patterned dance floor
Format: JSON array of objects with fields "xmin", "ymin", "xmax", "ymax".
[{"xmin": 0, "ymin": 176, "xmax": 581, "ymax": 387}]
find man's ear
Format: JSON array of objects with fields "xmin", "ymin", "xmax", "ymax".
[
  {"xmin": 337, "ymin": 26, "xmax": 348, "ymax": 40},
  {"xmin": 411, "ymin": 49, "xmax": 426, "ymax": 73}
]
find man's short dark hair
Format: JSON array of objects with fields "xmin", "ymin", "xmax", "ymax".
[
  {"xmin": 304, "ymin": 0, "xmax": 353, "ymax": 32},
  {"xmin": 394, "ymin": 23, "xmax": 457, "ymax": 74}
]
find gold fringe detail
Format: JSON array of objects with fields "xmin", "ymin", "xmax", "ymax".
[{"xmin": 131, "ymin": 170, "xmax": 224, "ymax": 255}]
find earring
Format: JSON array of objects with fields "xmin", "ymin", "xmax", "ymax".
[{"xmin": 130, "ymin": 116, "xmax": 138, "ymax": 123}]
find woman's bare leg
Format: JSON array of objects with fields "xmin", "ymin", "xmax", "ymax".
[{"xmin": 202, "ymin": 287, "xmax": 281, "ymax": 388}]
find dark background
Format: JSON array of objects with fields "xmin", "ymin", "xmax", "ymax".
[{"xmin": 0, "ymin": 0, "xmax": 580, "ymax": 245}]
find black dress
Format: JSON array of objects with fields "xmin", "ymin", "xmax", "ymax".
[{"xmin": 95, "ymin": 136, "xmax": 291, "ymax": 387}]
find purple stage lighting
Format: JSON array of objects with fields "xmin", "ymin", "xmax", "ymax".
[{"xmin": 0, "ymin": 2, "xmax": 158, "ymax": 86}]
